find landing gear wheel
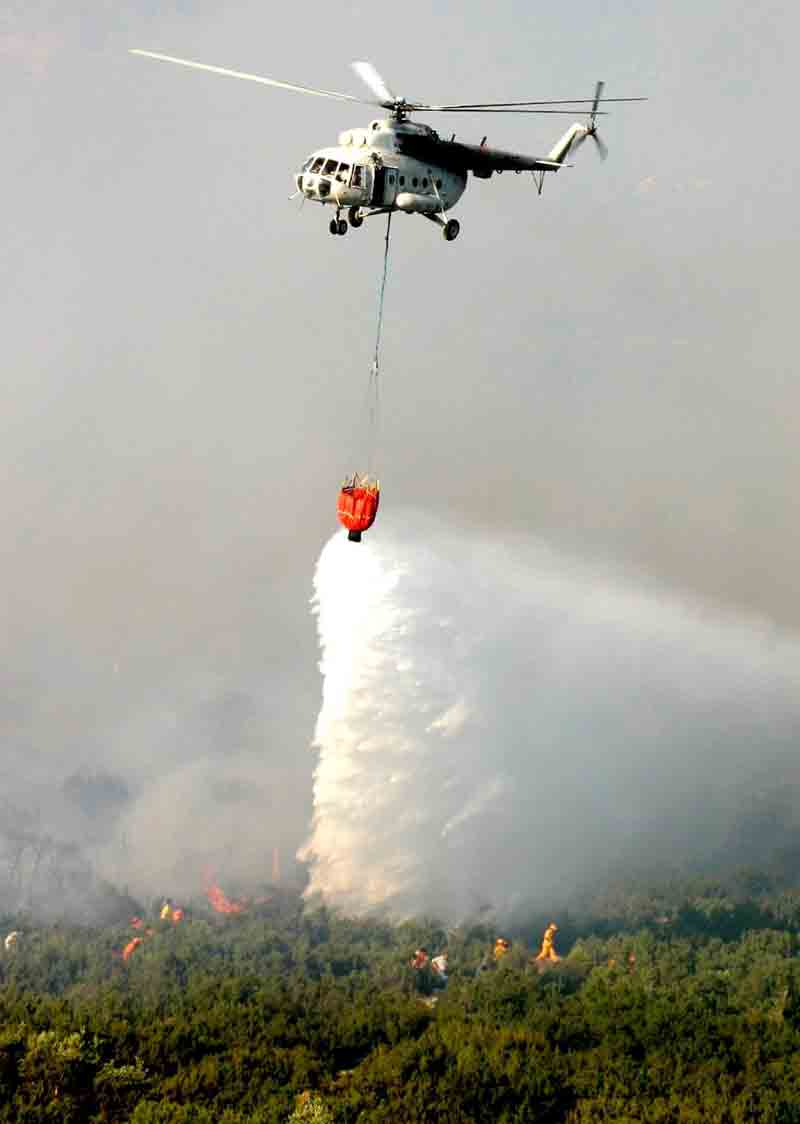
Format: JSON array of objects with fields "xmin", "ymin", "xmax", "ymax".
[
  {"xmin": 348, "ymin": 206, "xmax": 364, "ymax": 228},
  {"xmin": 337, "ymin": 219, "xmax": 348, "ymax": 236},
  {"xmin": 443, "ymin": 219, "xmax": 460, "ymax": 242},
  {"xmin": 329, "ymin": 219, "xmax": 339, "ymax": 235}
]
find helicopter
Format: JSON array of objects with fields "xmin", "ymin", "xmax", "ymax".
[{"xmin": 130, "ymin": 51, "xmax": 645, "ymax": 241}]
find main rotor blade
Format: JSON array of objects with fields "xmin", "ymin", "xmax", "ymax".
[
  {"xmin": 130, "ymin": 50, "xmax": 381, "ymax": 108},
  {"xmin": 422, "ymin": 96, "xmax": 646, "ymax": 110},
  {"xmin": 423, "ymin": 107, "xmax": 610, "ymax": 115},
  {"xmin": 351, "ymin": 60, "xmax": 397, "ymax": 106}
]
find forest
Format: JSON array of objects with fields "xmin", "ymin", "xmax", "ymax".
[{"xmin": 3, "ymin": 868, "xmax": 800, "ymax": 1123}]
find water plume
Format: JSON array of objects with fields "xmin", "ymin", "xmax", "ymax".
[{"xmin": 300, "ymin": 514, "xmax": 800, "ymax": 921}]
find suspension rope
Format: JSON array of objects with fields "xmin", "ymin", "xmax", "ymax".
[{"xmin": 367, "ymin": 211, "xmax": 393, "ymax": 475}]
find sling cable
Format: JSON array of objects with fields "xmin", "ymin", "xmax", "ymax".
[{"xmin": 336, "ymin": 213, "xmax": 393, "ymax": 543}]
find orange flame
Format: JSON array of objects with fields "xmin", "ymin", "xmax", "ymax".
[
  {"xmin": 122, "ymin": 937, "xmax": 143, "ymax": 962},
  {"xmin": 206, "ymin": 883, "xmax": 246, "ymax": 915},
  {"xmin": 202, "ymin": 868, "xmax": 247, "ymax": 915}
]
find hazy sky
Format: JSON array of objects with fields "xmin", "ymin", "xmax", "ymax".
[{"xmin": 2, "ymin": 0, "xmax": 797, "ymax": 909}]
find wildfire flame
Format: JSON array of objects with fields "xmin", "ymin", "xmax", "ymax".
[
  {"xmin": 122, "ymin": 937, "xmax": 143, "ymax": 962},
  {"xmin": 119, "ymin": 906, "xmax": 182, "ymax": 963},
  {"xmin": 203, "ymin": 869, "xmax": 247, "ymax": 915}
]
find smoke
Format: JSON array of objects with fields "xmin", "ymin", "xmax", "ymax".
[
  {"xmin": 301, "ymin": 514, "xmax": 800, "ymax": 920},
  {"xmin": 0, "ymin": 668, "xmax": 314, "ymax": 920}
]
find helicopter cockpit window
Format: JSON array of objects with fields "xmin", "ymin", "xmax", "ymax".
[
  {"xmin": 334, "ymin": 162, "xmax": 350, "ymax": 183},
  {"xmin": 322, "ymin": 158, "xmax": 338, "ymax": 175},
  {"xmin": 310, "ymin": 157, "xmax": 324, "ymax": 173},
  {"xmin": 302, "ymin": 157, "xmax": 315, "ymax": 172},
  {"xmin": 352, "ymin": 166, "xmax": 365, "ymax": 188}
]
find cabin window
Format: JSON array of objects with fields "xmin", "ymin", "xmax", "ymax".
[
  {"xmin": 399, "ymin": 175, "xmax": 405, "ymax": 186},
  {"xmin": 422, "ymin": 178, "xmax": 428, "ymax": 188},
  {"xmin": 436, "ymin": 178, "xmax": 443, "ymax": 189},
  {"xmin": 310, "ymin": 157, "xmax": 324, "ymax": 173},
  {"xmin": 412, "ymin": 177, "xmax": 419, "ymax": 187},
  {"xmin": 335, "ymin": 162, "xmax": 350, "ymax": 182},
  {"xmin": 352, "ymin": 166, "xmax": 365, "ymax": 187},
  {"xmin": 389, "ymin": 174, "xmax": 395, "ymax": 184},
  {"xmin": 322, "ymin": 158, "xmax": 338, "ymax": 175}
]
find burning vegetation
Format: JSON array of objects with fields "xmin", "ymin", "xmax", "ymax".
[{"xmin": 203, "ymin": 871, "xmax": 249, "ymax": 915}]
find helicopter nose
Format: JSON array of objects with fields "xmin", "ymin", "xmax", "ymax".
[{"xmin": 297, "ymin": 171, "xmax": 321, "ymax": 199}]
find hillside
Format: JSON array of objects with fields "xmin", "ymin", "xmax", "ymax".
[{"xmin": 3, "ymin": 871, "xmax": 800, "ymax": 1122}]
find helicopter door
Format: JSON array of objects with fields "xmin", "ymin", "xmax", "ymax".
[
  {"xmin": 352, "ymin": 164, "xmax": 370, "ymax": 204},
  {"xmin": 371, "ymin": 165, "xmax": 387, "ymax": 206}
]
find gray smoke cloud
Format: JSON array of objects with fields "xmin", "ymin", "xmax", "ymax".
[
  {"xmin": 301, "ymin": 516, "xmax": 800, "ymax": 921},
  {"xmin": 0, "ymin": 656, "xmax": 315, "ymax": 917}
]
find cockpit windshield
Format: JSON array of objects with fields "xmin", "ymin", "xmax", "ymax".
[{"xmin": 302, "ymin": 156, "xmax": 355, "ymax": 184}]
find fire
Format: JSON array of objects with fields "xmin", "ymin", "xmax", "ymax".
[
  {"xmin": 203, "ymin": 869, "xmax": 247, "ymax": 915},
  {"xmin": 122, "ymin": 937, "xmax": 143, "ymax": 962},
  {"xmin": 118, "ymin": 904, "xmax": 183, "ymax": 963},
  {"xmin": 206, "ymin": 884, "xmax": 246, "ymax": 915}
]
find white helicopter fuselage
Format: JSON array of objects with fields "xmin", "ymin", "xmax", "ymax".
[
  {"xmin": 129, "ymin": 50, "xmax": 644, "ymax": 242},
  {"xmin": 295, "ymin": 118, "xmax": 467, "ymax": 217}
]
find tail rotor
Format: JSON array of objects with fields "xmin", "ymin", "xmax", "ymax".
[{"xmin": 572, "ymin": 81, "xmax": 608, "ymax": 160}]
